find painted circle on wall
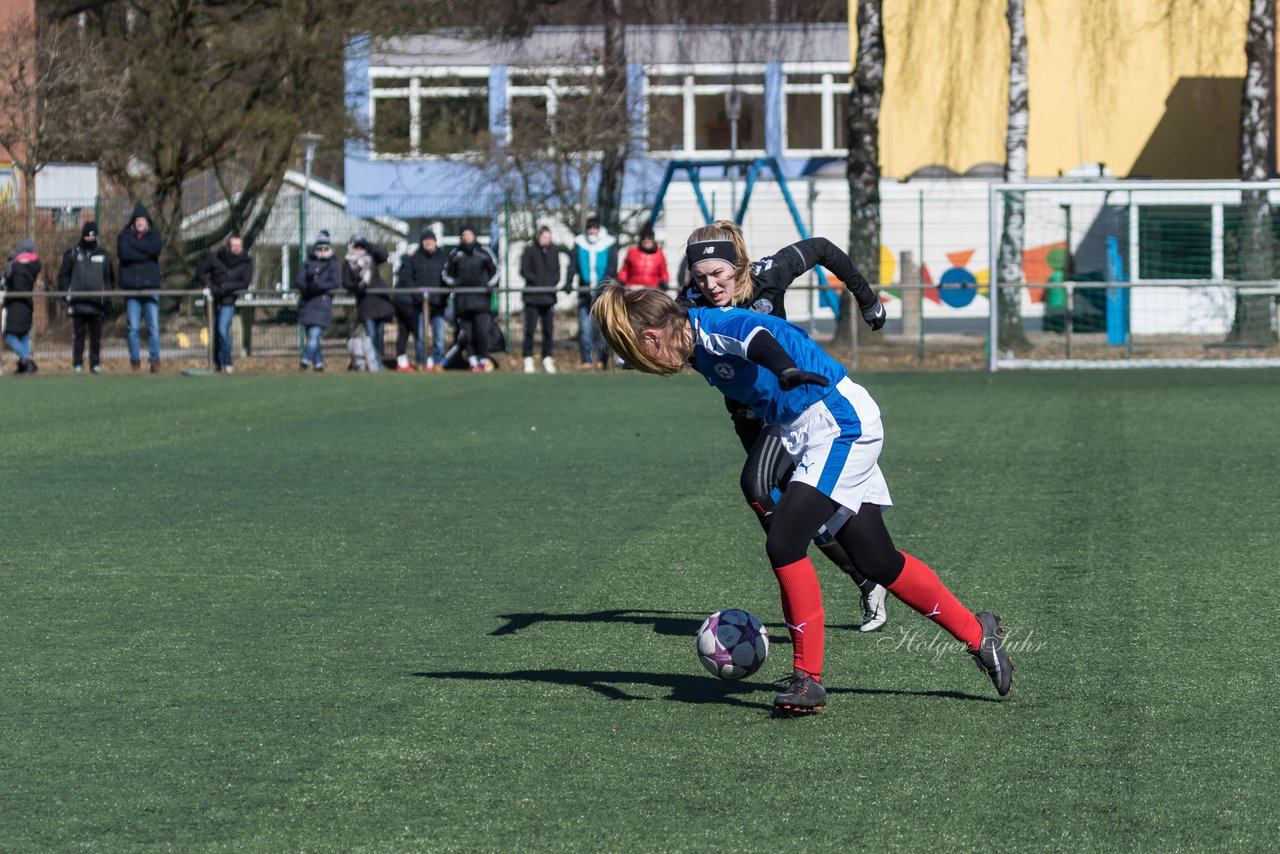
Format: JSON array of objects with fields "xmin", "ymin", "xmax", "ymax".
[{"xmin": 938, "ymin": 267, "xmax": 978, "ymax": 308}]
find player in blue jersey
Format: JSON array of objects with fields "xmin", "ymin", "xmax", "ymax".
[
  {"xmin": 677, "ymin": 221, "xmax": 893, "ymax": 633},
  {"xmin": 591, "ymin": 284, "xmax": 1013, "ymax": 714}
]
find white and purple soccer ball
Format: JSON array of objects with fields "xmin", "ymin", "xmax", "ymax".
[{"xmin": 696, "ymin": 609, "xmax": 769, "ymax": 680}]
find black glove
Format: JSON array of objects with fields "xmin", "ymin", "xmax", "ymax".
[
  {"xmin": 562, "ymin": 282, "xmax": 574, "ymax": 294},
  {"xmin": 777, "ymin": 367, "xmax": 829, "ymax": 391},
  {"xmin": 861, "ymin": 299, "xmax": 886, "ymax": 331}
]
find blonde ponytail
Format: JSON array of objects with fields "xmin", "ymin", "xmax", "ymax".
[{"xmin": 591, "ymin": 282, "xmax": 689, "ymax": 375}]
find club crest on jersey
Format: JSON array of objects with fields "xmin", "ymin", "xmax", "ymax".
[
  {"xmin": 714, "ymin": 361, "xmax": 736, "ymax": 380},
  {"xmin": 750, "ymin": 298, "xmax": 774, "ymax": 314}
]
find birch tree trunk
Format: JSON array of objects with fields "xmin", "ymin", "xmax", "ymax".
[
  {"xmin": 1230, "ymin": 0, "xmax": 1278, "ymax": 344},
  {"xmin": 594, "ymin": 0, "xmax": 628, "ymax": 234},
  {"xmin": 840, "ymin": 0, "xmax": 884, "ymax": 347},
  {"xmin": 996, "ymin": 0, "xmax": 1031, "ymax": 350}
]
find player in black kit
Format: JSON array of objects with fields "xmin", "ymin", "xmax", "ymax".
[{"xmin": 675, "ymin": 220, "xmax": 893, "ymax": 631}]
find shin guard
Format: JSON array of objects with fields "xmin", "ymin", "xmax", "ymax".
[
  {"xmin": 887, "ymin": 552, "xmax": 982, "ymax": 650},
  {"xmin": 772, "ymin": 557, "xmax": 826, "ymax": 677}
]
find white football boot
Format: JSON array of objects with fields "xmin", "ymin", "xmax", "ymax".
[{"xmin": 858, "ymin": 582, "xmax": 889, "ymax": 633}]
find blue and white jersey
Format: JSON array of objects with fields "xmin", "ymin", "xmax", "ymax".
[{"xmin": 687, "ymin": 307, "xmax": 848, "ymax": 425}]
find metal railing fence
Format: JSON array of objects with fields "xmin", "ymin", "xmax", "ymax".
[{"xmin": 7, "ymin": 280, "xmax": 1275, "ymax": 374}]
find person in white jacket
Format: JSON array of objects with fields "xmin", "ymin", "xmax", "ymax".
[{"xmin": 562, "ymin": 217, "xmax": 617, "ymax": 370}]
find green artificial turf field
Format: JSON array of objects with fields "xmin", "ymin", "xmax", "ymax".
[{"xmin": 2, "ymin": 369, "xmax": 1277, "ymax": 850}]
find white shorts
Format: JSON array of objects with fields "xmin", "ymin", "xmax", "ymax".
[{"xmin": 780, "ymin": 377, "xmax": 891, "ymax": 515}]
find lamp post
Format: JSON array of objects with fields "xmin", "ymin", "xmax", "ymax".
[
  {"xmin": 297, "ymin": 132, "xmax": 324, "ymax": 276},
  {"xmin": 725, "ymin": 89, "xmax": 742, "ymax": 220}
]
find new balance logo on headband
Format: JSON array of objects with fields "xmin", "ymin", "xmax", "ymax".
[{"xmin": 686, "ymin": 239, "xmax": 738, "ymax": 268}]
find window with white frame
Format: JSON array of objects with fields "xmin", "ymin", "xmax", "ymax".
[
  {"xmin": 644, "ymin": 66, "xmax": 765, "ymax": 156},
  {"xmin": 366, "ymin": 62, "xmax": 853, "ymax": 159},
  {"xmin": 369, "ymin": 67, "xmax": 489, "ymax": 158},
  {"xmin": 782, "ymin": 64, "xmax": 851, "ymax": 154},
  {"xmin": 507, "ymin": 68, "xmax": 606, "ymax": 152}
]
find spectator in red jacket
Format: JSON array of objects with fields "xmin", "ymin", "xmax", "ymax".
[{"xmin": 616, "ymin": 224, "xmax": 669, "ymax": 291}]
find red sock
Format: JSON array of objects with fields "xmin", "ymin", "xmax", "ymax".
[
  {"xmin": 887, "ymin": 552, "xmax": 982, "ymax": 650},
  {"xmin": 772, "ymin": 557, "xmax": 825, "ymax": 678}
]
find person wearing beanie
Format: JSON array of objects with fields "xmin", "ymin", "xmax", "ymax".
[
  {"xmin": 197, "ymin": 234, "xmax": 254, "ymax": 373},
  {"xmin": 294, "ymin": 230, "xmax": 340, "ymax": 371},
  {"xmin": 2, "ymin": 238, "xmax": 41, "ymax": 374},
  {"xmin": 519, "ymin": 225, "xmax": 561, "ymax": 373},
  {"xmin": 562, "ymin": 215, "xmax": 617, "ymax": 370},
  {"xmin": 342, "ymin": 235, "xmax": 394, "ymax": 372},
  {"xmin": 59, "ymin": 222, "xmax": 114, "ymax": 373},
  {"xmin": 116, "ymin": 203, "xmax": 163, "ymax": 372},
  {"xmin": 393, "ymin": 226, "xmax": 447, "ymax": 371},
  {"xmin": 616, "ymin": 223, "xmax": 670, "ymax": 292},
  {"xmin": 442, "ymin": 225, "xmax": 500, "ymax": 372}
]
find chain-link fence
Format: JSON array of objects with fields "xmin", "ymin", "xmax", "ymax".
[
  {"xmin": 988, "ymin": 181, "xmax": 1280, "ymax": 369},
  {"xmin": 11, "ymin": 179, "xmax": 1276, "ymax": 374}
]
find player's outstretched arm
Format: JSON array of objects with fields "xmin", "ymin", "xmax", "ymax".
[
  {"xmin": 745, "ymin": 329, "xmax": 829, "ymax": 391},
  {"xmin": 806, "ymin": 238, "xmax": 885, "ymax": 330},
  {"xmin": 771, "ymin": 238, "xmax": 885, "ymax": 330}
]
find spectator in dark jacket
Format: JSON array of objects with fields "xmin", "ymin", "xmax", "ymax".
[
  {"xmin": 392, "ymin": 226, "xmax": 443, "ymax": 372},
  {"xmin": 198, "ymin": 234, "xmax": 253, "ymax": 373},
  {"xmin": 519, "ymin": 225, "xmax": 560, "ymax": 373},
  {"xmin": 443, "ymin": 224, "xmax": 500, "ymax": 372},
  {"xmin": 2, "ymin": 238, "xmax": 40, "ymax": 374},
  {"xmin": 397, "ymin": 227, "xmax": 450, "ymax": 372},
  {"xmin": 116, "ymin": 203, "xmax": 163, "ymax": 372},
  {"xmin": 563, "ymin": 217, "xmax": 617, "ymax": 370},
  {"xmin": 59, "ymin": 221, "xmax": 113, "ymax": 374},
  {"xmin": 342, "ymin": 235, "xmax": 394, "ymax": 372},
  {"xmin": 421, "ymin": 231, "xmax": 450, "ymax": 371},
  {"xmin": 295, "ymin": 230, "xmax": 340, "ymax": 371}
]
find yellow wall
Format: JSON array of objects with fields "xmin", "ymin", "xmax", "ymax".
[{"xmin": 855, "ymin": 0, "xmax": 1252, "ymax": 179}]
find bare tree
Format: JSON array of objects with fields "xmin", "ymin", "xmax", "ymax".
[
  {"xmin": 62, "ymin": 0, "xmax": 356, "ymax": 282},
  {"xmin": 594, "ymin": 0, "xmax": 629, "ymax": 234},
  {"xmin": 1230, "ymin": 0, "xmax": 1278, "ymax": 345},
  {"xmin": 840, "ymin": 0, "xmax": 884, "ymax": 348},
  {"xmin": 0, "ymin": 14, "xmax": 125, "ymax": 239},
  {"xmin": 469, "ymin": 1, "xmax": 838, "ymax": 236},
  {"xmin": 422, "ymin": 0, "xmax": 633, "ymax": 233},
  {"xmin": 480, "ymin": 64, "xmax": 655, "ymax": 242},
  {"xmin": 996, "ymin": 0, "xmax": 1031, "ymax": 350}
]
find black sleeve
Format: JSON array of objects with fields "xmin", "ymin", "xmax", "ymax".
[
  {"xmin": 135, "ymin": 228, "xmax": 162, "ymax": 258},
  {"xmin": 228, "ymin": 260, "xmax": 252, "ymax": 294},
  {"xmin": 478, "ymin": 247, "xmax": 499, "ymax": 287},
  {"xmin": 341, "ymin": 261, "xmax": 360, "ymax": 294},
  {"xmin": 758, "ymin": 237, "xmax": 879, "ymax": 311},
  {"xmin": 442, "ymin": 250, "xmax": 458, "ymax": 286},
  {"xmin": 58, "ymin": 249, "xmax": 74, "ymax": 290},
  {"xmin": 519, "ymin": 247, "xmax": 534, "ymax": 283},
  {"xmin": 196, "ymin": 254, "xmax": 215, "ymax": 287},
  {"xmin": 744, "ymin": 328, "xmax": 799, "ymax": 376}
]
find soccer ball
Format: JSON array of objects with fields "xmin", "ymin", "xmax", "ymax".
[{"xmin": 696, "ymin": 609, "xmax": 769, "ymax": 680}]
